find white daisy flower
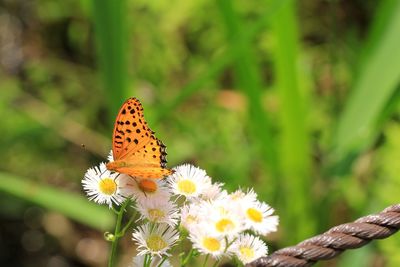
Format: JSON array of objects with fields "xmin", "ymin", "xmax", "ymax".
[
  {"xmin": 82, "ymin": 163, "xmax": 124, "ymax": 207},
  {"xmin": 136, "ymin": 198, "xmax": 179, "ymax": 226},
  {"xmin": 189, "ymin": 199, "xmax": 245, "ymax": 237},
  {"xmin": 228, "ymin": 188, "xmax": 258, "ymax": 203},
  {"xmin": 132, "ymin": 223, "xmax": 179, "ymax": 257},
  {"xmin": 242, "ymin": 200, "xmax": 279, "ymax": 235},
  {"xmin": 189, "ymin": 227, "xmax": 229, "ymax": 259},
  {"xmin": 200, "ymin": 182, "xmax": 228, "ymax": 201},
  {"xmin": 118, "ymin": 177, "xmax": 171, "ymax": 203},
  {"xmin": 230, "ymin": 233, "xmax": 268, "ymax": 264},
  {"xmin": 107, "ymin": 150, "xmax": 114, "ymax": 162},
  {"xmin": 131, "ymin": 254, "xmax": 172, "ymax": 267},
  {"xmin": 113, "ymin": 174, "xmax": 136, "ymax": 199},
  {"xmin": 180, "ymin": 203, "xmax": 203, "ymax": 231},
  {"xmin": 199, "ymin": 199, "xmax": 245, "ymax": 237},
  {"xmin": 168, "ymin": 164, "xmax": 211, "ymax": 199}
]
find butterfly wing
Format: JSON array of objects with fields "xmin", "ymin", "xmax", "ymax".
[
  {"xmin": 110, "ymin": 97, "xmax": 172, "ymax": 178},
  {"xmin": 114, "ymin": 135, "xmax": 172, "ymax": 178},
  {"xmin": 112, "ymin": 98, "xmax": 154, "ymax": 159}
]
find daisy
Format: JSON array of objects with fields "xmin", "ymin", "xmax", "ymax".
[
  {"xmin": 118, "ymin": 176, "xmax": 171, "ymax": 202},
  {"xmin": 202, "ymin": 199, "xmax": 244, "ymax": 237},
  {"xmin": 230, "ymin": 233, "xmax": 268, "ymax": 264},
  {"xmin": 131, "ymin": 254, "xmax": 172, "ymax": 267},
  {"xmin": 228, "ymin": 188, "xmax": 258, "ymax": 203},
  {"xmin": 107, "ymin": 150, "xmax": 114, "ymax": 162},
  {"xmin": 180, "ymin": 203, "xmax": 203, "ymax": 232},
  {"xmin": 132, "ymin": 223, "xmax": 179, "ymax": 257},
  {"xmin": 242, "ymin": 200, "xmax": 279, "ymax": 235},
  {"xmin": 82, "ymin": 163, "xmax": 124, "ymax": 207},
  {"xmin": 200, "ymin": 182, "xmax": 228, "ymax": 201},
  {"xmin": 136, "ymin": 198, "xmax": 180, "ymax": 226},
  {"xmin": 188, "ymin": 227, "xmax": 229, "ymax": 259},
  {"xmin": 168, "ymin": 164, "xmax": 211, "ymax": 200}
]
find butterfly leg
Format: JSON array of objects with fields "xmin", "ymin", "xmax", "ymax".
[{"xmin": 98, "ymin": 166, "xmax": 109, "ymax": 177}]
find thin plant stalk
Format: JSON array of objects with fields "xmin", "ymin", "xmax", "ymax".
[
  {"xmin": 92, "ymin": 0, "xmax": 129, "ymax": 117},
  {"xmin": 216, "ymin": 0, "xmax": 279, "ymax": 197},
  {"xmin": 181, "ymin": 248, "xmax": 195, "ymax": 266},
  {"xmin": 108, "ymin": 199, "xmax": 130, "ymax": 267},
  {"xmin": 157, "ymin": 257, "xmax": 168, "ymax": 267},
  {"xmin": 202, "ymin": 254, "xmax": 209, "ymax": 267},
  {"xmin": 269, "ymin": 0, "xmax": 314, "ymax": 243}
]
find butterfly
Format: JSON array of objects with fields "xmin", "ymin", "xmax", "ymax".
[{"xmin": 106, "ymin": 98, "xmax": 173, "ymax": 184}]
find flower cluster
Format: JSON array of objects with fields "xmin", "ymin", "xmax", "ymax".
[{"xmin": 82, "ymin": 160, "xmax": 278, "ymax": 266}]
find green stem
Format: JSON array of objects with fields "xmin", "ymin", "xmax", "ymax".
[
  {"xmin": 181, "ymin": 248, "xmax": 194, "ymax": 266},
  {"xmin": 144, "ymin": 254, "xmax": 152, "ymax": 267},
  {"xmin": 211, "ymin": 259, "xmax": 220, "ymax": 267},
  {"xmin": 224, "ymin": 236, "xmax": 236, "ymax": 253},
  {"xmin": 143, "ymin": 254, "xmax": 149, "ymax": 267},
  {"xmin": 176, "ymin": 228, "xmax": 188, "ymax": 254},
  {"xmin": 202, "ymin": 254, "xmax": 209, "ymax": 267},
  {"xmin": 108, "ymin": 200, "xmax": 130, "ymax": 267},
  {"xmin": 111, "ymin": 206, "xmax": 119, "ymax": 215},
  {"xmin": 157, "ymin": 256, "xmax": 167, "ymax": 267},
  {"xmin": 149, "ymin": 221, "xmax": 157, "ymax": 233},
  {"xmin": 119, "ymin": 210, "xmax": 137, "ymax": 236}
]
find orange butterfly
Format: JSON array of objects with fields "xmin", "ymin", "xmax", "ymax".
[{"xmin": 106, "ymin": 98, "xmax": 173, "ymax": 188}]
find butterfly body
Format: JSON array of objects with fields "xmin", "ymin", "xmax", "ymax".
[
  {"xmin": 107, "ymin": 97, "xmax": 173, "ymax": 179},
  {"xmin": 106, "ymin": 160, "xmax": 172, "ymax": 178}
]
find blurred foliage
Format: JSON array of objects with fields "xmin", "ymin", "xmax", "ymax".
[{"xmin": 1, "ymin": 0, "xmax": 400, "ymax": 266}]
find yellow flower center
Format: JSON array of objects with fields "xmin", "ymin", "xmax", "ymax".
[
  {"xmin": 177, "ymin": 179, "xmax": 196, "ymax": 194},
  {"xmin": 215, "ymin": 218, "xmax": 235, "ymax": 233},
  {"xmin": 202, "ymin": 237, "xmax": 221, "ymax": 252},
  {"xmin": 146, "ymin": 234, "xmax": 167, "ymax": 252},
  {"xmin": 148, "ymin": 209, "xmax": 165, "ymax": 221},
  {"xmin": 98, "ymin": 178, "xmax": 117, "ymax": 195},
  {"xmin": 139, "ymin": 179, "xmax": 158, "ymax": 193},
  {"xmin": 247, "ymin": 208, "xmax": 263, "ymax": 223},
  {"xmin": 239, "ymin": 246, "xmax": 255, "ymax": 259},
  {"xmin": 217, "ymin": 206, "xmax": 228, "ymax": 215},
  {"xmin": 185, "ymin": 215, "xmax": 197, "ymax": 225}
]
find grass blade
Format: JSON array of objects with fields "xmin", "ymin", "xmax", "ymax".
[
  {"xmin": 334, "ymin": 0, "xmax": 400, "ymax": 159},
  {"xmin": 0, "ymin": 172, "xmax": 114, "ymax": 231},
  {"xmin": 154, "ymin": 0, "xmax": 288, "ymax": 123},
  {"xmin": 91, "ymin": 0, "xmax": 129, "ymax": 116},
  {"xmin": 269, "ymin": 0, "xmax": 314, "ymax": 242},
  {"xmin": 216, "ymin": 0, "xmax": 279, "ymax": 189},
  {"xmin": 154, "ymin": 52, "xmax": 232, "ymax": 123}
]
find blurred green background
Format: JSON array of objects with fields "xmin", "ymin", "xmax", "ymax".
[{"xmin": 1, "ymin": 0, "xmax": 400, "ymax": 266}]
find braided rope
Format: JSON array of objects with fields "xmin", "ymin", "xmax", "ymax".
[{"xmin": 247, "ymin": 204, "xmax": 400, "ymax": 267}]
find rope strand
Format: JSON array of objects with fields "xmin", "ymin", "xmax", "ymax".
[{"xmin": 247, "ymin": 204, "xmax": 400, "ymax": 267}]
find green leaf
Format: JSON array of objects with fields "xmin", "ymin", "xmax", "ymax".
[
  {"xmin": 216, "ymin": 0, "xmax": 279, "ymax": 185},
  {"xmin": 91, "ymin": 0, "xmax": 129, "ymax": 118},
  {"xmin": 0, "ymin": 172, "xmax": 114, "ymax": 231},
  {"xmin": 269, "ymin": 0, "xmax": 314, "ymax": 243},
  {"xmin": 334, "ymin": 0, "xmax": 400, "ymax": 158}
]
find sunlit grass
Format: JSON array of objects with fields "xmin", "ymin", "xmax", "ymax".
[
  {"xmin": 92, "ymin": 0, "xmax": 130, "ymax": 118},
  {"xmin": 0, "ymin": 172, "xmax": 114, "ymax": 230},
  {"xmin": 1, "ymin": 0, "xmax": 400, "ymax": 266}
]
